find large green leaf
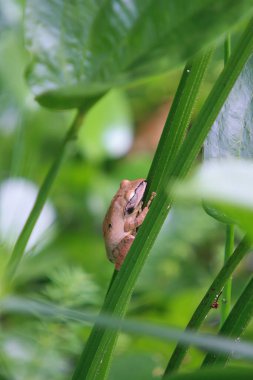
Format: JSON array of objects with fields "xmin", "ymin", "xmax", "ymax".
[{"xmin": 25, "ymin": 0, "xmax": 253, "ymax": 109}]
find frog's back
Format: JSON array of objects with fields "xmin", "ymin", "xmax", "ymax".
[{"xmin": 103, "ymin": 200, "xmax": 128, "ymax": 259}]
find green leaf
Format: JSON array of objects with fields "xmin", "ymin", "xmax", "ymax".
[
  {"xmin": 175, "ymin": 159, "xmax": 253, "ymax": 238},
  {"xmin": 2, "ymin": 296, "xmax": 253, "ymax": 361},
  {"xmin": 202, "ymin": 203, "xmax": 235, "ymax": 224},
  {"xmin": 25, "ymin": 0, "xmax": 253, "ymax": 109}
]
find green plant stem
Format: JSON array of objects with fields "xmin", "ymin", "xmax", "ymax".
[
  {"xmin": 146, "ymin": 51, "xmax": 213, "ymax": 198},
  {"xmin": 220, "ymin": 34, "xmax": 233, "ymax": 327},
  {"xmin": 2, "ymin": 296, "xmax": 253, "ymax": 360},
  {"xmin": 163, "ymin": 235, "xmax": 251, "ymax": 376},
  {"xmin": 108, "ymin": 51, "xmax": 213, "ymax": 301},
  {"xmin": 5, "ymin": 109, "xmax": 86, "ymax": 284},
  {"xmin": 221, "ymin": 225, "xmax": 234, "ymax": 326},
  {"xmin": 72, "ymin": 51, "xmax": 212, "ymax": 380},
  {"xmin": 202, "ymin": 275, "xmax": 253, "ymax": 367},
  {"xmin": 224, "ymin": 34, "xmax": 231, "ymax": 65}
]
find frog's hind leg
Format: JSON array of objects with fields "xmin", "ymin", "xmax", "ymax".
[{"xmin": 115, "ymin": 235, "xmax": 134, "ymax": 271}]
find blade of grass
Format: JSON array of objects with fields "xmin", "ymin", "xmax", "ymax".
[
  {"xmin": 4, "ymin": 108, "xmax": 87, "ymax": 284},
  {"xmin": 224, "ymin": 34, "xmax": 231, "ymax": 65},
  {"xmin": 220, "ymin": 34, "xmax": 233, "ymax": 327},
  {"xmin": 72, "ymin": 51, "xmax": 212, "ymax": 380},
  {"xmin": 202, "ymin": 275, "xmax": 253, "ymax": 367},
  {"xmin": 163, "ymin": 235, "xmax": 252, "ymax": 376},
  {"xmin": 108, "ymin": 50, "xmax": 213, "ymax": 297},
  {"xmin": 2, "ymin": 297, "xmax": 253, "ymax": 361},
  {"xmin": 146, "ymin": 51, "xmax": 213, "ymax": 197},
  {"xmin": 221, "ymin": 224, "xmax": 234, "ymax": 325},
  {"xmin": 72, "ymin": 17, "xmax": 253, "ymax": 380}
]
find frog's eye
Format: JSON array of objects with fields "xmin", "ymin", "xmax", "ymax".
[
  {"xmin": 125, "ymin": 193, "xmax": 138, "ymax": 214},
  {"xmin": 126, "ymin": 205, "xmax": 134, "ymax": 214}
]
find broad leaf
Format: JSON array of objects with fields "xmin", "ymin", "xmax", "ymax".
[
  {"xmin": 175, "ymin": 159, "xmax": 253, "ymax": 238},
  {"xmin": 25, "ymin": 0, "xmax": 253, "ymax": 109}
]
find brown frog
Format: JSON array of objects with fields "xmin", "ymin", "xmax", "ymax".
[{"xmin": 103, "ymin": 179, "xmax": 156, "ymax": 270}]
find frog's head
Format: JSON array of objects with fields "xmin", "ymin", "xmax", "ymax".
[{"xmin": 120, "ymin": 179, "xmax": 147, "ymax": 215}]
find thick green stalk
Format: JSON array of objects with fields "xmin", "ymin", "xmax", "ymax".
[
  {"xmin": 224, "ymin": 34, "xmax": 231, "ymax": 65},
  {"xmin": 221, "ymin": 225, "xmax": 234, "ymax": 326},
  {"xmin": 202, "ymin": 275, "xmax": 253, "ymax": 367},
  {"xmin": 220, "ymin": 34, "xmax": 233, "ymax": 327},
  {"xmin": 108, "ymin": 51, "xmax": 213, "ymax": 299},
  {"xmin": 5, "ymin": 109, "xmax": 86, "ymax": 283},
  {"xmin": 163, "ymin": 236, "xmax": 252, "ymax": 376},
  {"xmin": 147, "ymin": 51, "xmax": 213, "ymax": 198},
  {"xmin": 72, "ymin": 51, "xmax": 213, "ymax": 380}
]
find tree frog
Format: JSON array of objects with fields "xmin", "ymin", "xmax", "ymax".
[{"xmin": 103, "ymin": 179, "xmax": 156, "ymax": 270}]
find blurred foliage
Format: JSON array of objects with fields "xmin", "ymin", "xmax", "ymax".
[{"xmin": 0, "ymin": 1, "xmax": 252, "ymax": 379}]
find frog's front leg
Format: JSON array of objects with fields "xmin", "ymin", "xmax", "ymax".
[
  {"xmin": 124, "ymin": 192, "xmax": 156, "ymax": 232},
  {"xmin": 115, "ymin": 235, "xmax": 135, "ymax": 270}
]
